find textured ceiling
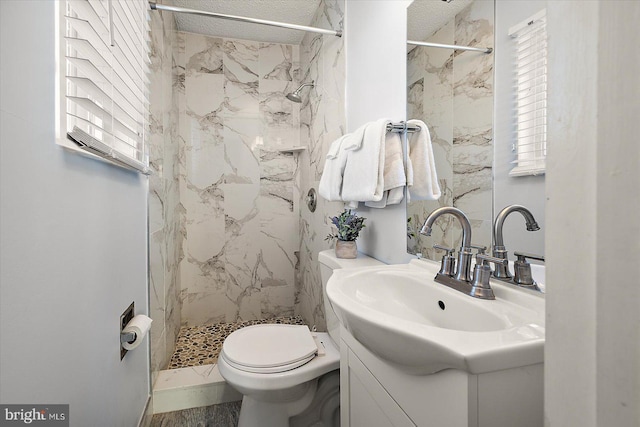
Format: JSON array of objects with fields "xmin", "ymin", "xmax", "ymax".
[
  {"xmin": 161, "ymin": 0, "xmax": 470, "ymax": 46},
  {"xmin": 166, "ymin": 0, "xmax": 324, "ymax": 44},
  {"xmin": 407, "ymin": 0, "xmax": 474, "ymax": 42}
]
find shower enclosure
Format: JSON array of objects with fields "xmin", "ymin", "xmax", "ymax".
[{"xmin": 147, "ymin": 0, "xmax": 347, "ymax": 388}]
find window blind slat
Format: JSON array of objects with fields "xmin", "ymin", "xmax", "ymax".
[
  {"xmin": 515, "ymin": 31, "xmax": 547, "ymax": 50},
  {"xmin": 113, "ymin": 3, "xmax": 144, "ymax": 55},
  {"xmin": 517, "ymin": 121, "xmax": 547, "ymax": 135},
  {"xmin": 68, "ymin": 79, "xmax": 141, "ymax": 144},
  {"xmin": 66, "ymin": 95, "xmax": 112, "ymax": 129},
  {"xmin": 65, "ymin": 37, "xmax": 110, "ymax": 72},
  {"xmin": 65, "ymin": 16, "xmax": 111, "ymax": 60},
  {"xmin": 67, "ymin": 76, "xmax": 112, "ymax": 112},
  {"xmin": 112, "ymin": 85, "xmax": 143, "ymax": 127},
  {"xmin": 112, "ymin": 5, "xmax": 143, "ymax": 61},
  {"xmin": 112, "ymin": 26, "xmax": 143, "ymax": 81},
  {"xmin": 514, "ymin": 71, "xmax": 546, "ymax": 89},
  {"xmin": 112, "ymin": 72, "xmax": 144, "ymax": 116},
  {"xmin": 67, "ymin": 56, "xmax": 110, "ymax": 87},
  {"xmin": 112, "ymin": 115, "xmax": 142, "ymax": 143},
  {"xmin": 123, "ymin": 0, "xmax": 145, "ymax": 36},
  {"xmin": 516, "ymin": 52, "xmax": 546, "ymax": 71},
  {"xmin": 512, "ymin": 146, "xmax": 546, "ymax": 156},
  {"xmin": 513, "ymin": 94, "xmax": 546, "ymax": 110},
  {"xmin": 67, "ymin": 115, "xmax": 112, "ymax": 148},
  {"xmin": 86, "ymin": 0, "xmax": 110, "ymax": 28},
  {"xmin": 67, "ymin": 1, "xmax": 110, "ymax": 46},
  {"xmin": 111, "ymin": 49, "xmax": 149, "ymax": 104}
]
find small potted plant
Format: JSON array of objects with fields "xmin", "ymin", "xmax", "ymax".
[{"xmin": 325, "ymin": 209, "xmax": 366, "ymax": 259}]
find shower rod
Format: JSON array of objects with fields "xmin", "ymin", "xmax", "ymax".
[
  {"xmin": 408, "ymin": 40, "xmax": 493, "ymax": 54},
  {"xmin": 149, "ymin": 2, "xmax": 342, "ymax": 37}
]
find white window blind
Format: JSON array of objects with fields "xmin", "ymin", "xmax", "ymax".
[
  {"xmin": 60, "ymin": 0, "xmax": 150, "ymax": 174},
  {"xmin": 508, "ymin": 9, "xmax": 547, "ymax": 177}
]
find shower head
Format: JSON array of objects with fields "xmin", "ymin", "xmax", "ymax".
[
  {"xmin": 286, "ymin": 81, "xmax": 314, "ymax": 103},
  {"xmin": 286, "ymin": 92, "xmax": 302, "ymax": 103}
]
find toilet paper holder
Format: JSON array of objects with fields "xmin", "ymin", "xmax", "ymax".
[
  {"xmin": 120, "ymin": 302, "xmax": 135, "ymax": 360},
  {"xmin": 120, "ymin": 331, "xmax": 137, "ymax": 344},
  {"xmin": 120, "ymin": 302, "xmax": 153, "ymax": 360}
]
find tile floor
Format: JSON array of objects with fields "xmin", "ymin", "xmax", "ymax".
[{"xmin": 149, "ymin": 401, "xmax": 241, "ymax": 427}]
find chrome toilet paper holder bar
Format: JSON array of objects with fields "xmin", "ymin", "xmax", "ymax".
[{"xmin": 120, "ymin": 331, "xmax": 137, "ymax": 344}]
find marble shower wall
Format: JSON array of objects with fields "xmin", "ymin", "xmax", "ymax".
[
  {"xmin": 176, "ymin": 32, "xmax": 302, "ymax": 326},
  {"xmin": 406, "ymin": 1, "xmax": 494, "ymax": 260},
  {"xmin": 149, "ymin": 10, "xmax": 182, "ymax": 381},
  {"xmin": 149, "ymin": 0, "xmax": 345, "ymax": 337},
  {"xmin": 295, "ymin": 0, "xmax": 346, "ymax": 331}
]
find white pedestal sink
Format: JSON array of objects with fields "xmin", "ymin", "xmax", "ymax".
[
  {"xmin": 327, "ymin": 258, "xmax": 545, "ymax": 375},
  {"xmin": 328, "ymin": 257, "xmax": 546, "ymax": 427}
]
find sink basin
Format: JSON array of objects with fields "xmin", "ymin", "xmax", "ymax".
[{"xmin": 327, "ymin": 259, "xmax": 545, "ymax": 375}]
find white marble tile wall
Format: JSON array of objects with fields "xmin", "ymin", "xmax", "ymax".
[
  {"xmin": 407, "ymin": 1, "xmax": 494, "ymax": 260},
  {"xmin": 176, "ymin": 31, "xmax": 301, "ymax": 326},
  {"xmin": 149, "ymin": 0, "xmax": 345, "ymax": 339},
  {"xmin": 295, "ymin": 0, "xmax": 346, "ymax": 331},
  {"xmin": 149, "ymin": 10, "xmax": 182, "ymax": 383}
]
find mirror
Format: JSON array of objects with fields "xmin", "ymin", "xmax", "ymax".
[{"xmin": 406, "ymin": 0, "xmax": 545, "ymax": 261}]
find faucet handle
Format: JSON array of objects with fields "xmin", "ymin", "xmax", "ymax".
[
  {"xmin": 476, "ymin": 253, "xmax": 509, "ymax": 267},
  {"xmin": 469, "ymin": 244, "xmax": 487, "ymax": 255},
  {"xmin": 513, "ymin": 252, "xmax": 544, "ymax": 289},
  {"xmin": 433, "ymin": 245, "xmax": 456, "ymax": 276},
  {"xmin": 513, "ymin": 251, "xmax": 545, "ymax": 263},
  {"xmin": 433, "ymin": 244, "xmax": 454, "ymax": 255},
  {"xmin": 469, "ymin": 254, "xmax": 507, "ymax": 300}
]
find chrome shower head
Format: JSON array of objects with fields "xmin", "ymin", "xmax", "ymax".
[
  {"xmin": 286, "ymin": 92, "xmax": 302, "ymax": 103},
  {"xmin": 286, "ymin": 81, "xmax": 314, "ymax": 103}
]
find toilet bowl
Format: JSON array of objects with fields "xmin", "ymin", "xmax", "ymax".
[{"xmin": 218, "ymin": 250, "xmax": 384, "ymax": 427}]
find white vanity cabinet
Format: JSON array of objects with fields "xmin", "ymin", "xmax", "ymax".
[{"xmin": 339, "ymin": 326, "xmax": 543, "ymax": 427}]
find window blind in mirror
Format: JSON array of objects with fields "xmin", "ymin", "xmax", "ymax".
[{"xmin": 509, "ymin": 9, "xmax": 547, "ymax": 177}]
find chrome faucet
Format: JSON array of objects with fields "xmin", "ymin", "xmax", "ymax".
[
  {"xmin": 420, "ymin": 207, "xmax": 507, "ymax": 299},
  {"xmin": 493, "ymin": 205, "xmax": 544, "ymax": 286},
  {"xmin": 421, "ymin": 207, "xmax": 473, "ymax": 282},
  {"xmin": 492, "ymin": 205, "xmax": 540, "ymax": 280}
]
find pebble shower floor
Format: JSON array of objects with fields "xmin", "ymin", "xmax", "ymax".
[{"xmin": 168, "ymin": 316, "xmax": 306, "ymax": 369}]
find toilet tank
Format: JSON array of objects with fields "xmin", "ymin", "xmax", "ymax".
[{"xmin": 318, "ymin": 250, "xmax": 384, "ymax": 345}]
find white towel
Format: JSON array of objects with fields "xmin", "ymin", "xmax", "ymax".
[
  {"xmin": 341, "ymin": 123, "xmax": 368, "ymax": 151},
  {"xmin": 406, "ymin": 119, "xmax": 441, "ymax": 201},
  {"xmin": 326, "ymin": 134, "xmax": 345, "ymax": 160},
  {"xmin": 341, "ymin": 119, "xmax": 391, "ymax": 203},
  {"xmin": 364, "ymin": 131, "xmax": 406, "ymax": 208},
  {"xmin": 381, "ymin": 132, "xmax": 406, "ymax": 191},
  {"xmin": 364, "ymin": 192, "xmax": 388, "ymax": 208},
  {"xmin": 319, "ymin": 135, "xmax": 349, "ymax": 201},
  {"xmin": 387, "ymin": 186, "xmax": 405, "ymax": 205}
]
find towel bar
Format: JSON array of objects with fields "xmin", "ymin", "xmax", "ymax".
[{"xmin": 386, "ymin": 122, "xmax": 421, "ymax": 133}]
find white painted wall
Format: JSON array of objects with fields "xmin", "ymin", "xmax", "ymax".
[
  {"xmin": 0, "ymin": 2, "xmax": 150, "ymax": 426},
  {"xmin": 344, "ymin": 0, "xmax": 414, "ymax": 265},
  {"xmin": 594, "ymin": 4, "xmax": 640, "ymax": 424},
  {"xmin": 545, "ymin": 1, "xmax": 640, "ymax": 426},
  {"xmin": 493, "ymin": 0, "xmax": 546, "ymax": 257}
]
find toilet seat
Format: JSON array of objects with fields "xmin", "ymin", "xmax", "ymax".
[{"xmin": 221, "ymin": 324, "xmax": 318, "ymax": 374}]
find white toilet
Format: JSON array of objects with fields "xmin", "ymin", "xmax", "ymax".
[{"xmin": 218, "ymin": 250, "xmax": 383, "ymax": 427}]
